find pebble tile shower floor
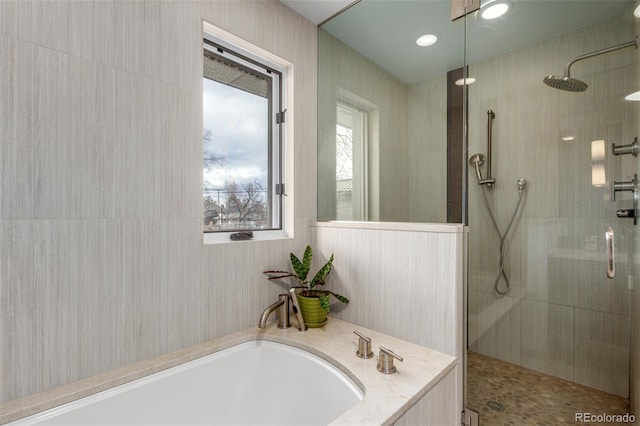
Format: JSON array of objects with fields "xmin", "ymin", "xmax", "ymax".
[{"xmin": 467, "ymin": 351, "xmax": 632, "ymax": 425}]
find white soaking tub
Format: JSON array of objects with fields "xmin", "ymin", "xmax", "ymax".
[
  {"xmin": 2, "ymin": 319, "xmax": 458, "ymax": 425},
  {"xmin": 8, "ymin": 341, "xmax": 363, "ymax": 426}
]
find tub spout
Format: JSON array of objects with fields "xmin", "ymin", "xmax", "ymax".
[{"xmin": 258, "ymin": 294, "xmax": 291, "ymax": 329}]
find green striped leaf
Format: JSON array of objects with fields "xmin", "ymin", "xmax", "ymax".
[
  {"xmin": 328, "ymin": 291, "xmax": 349, "ymax": 304},
  {"xmin": 319, "ymin": 293, "xmax": 331, "ymax": 313},
  {"xmin": 310, "ymin": 254, "xmax": 333, "ymax": 289}
]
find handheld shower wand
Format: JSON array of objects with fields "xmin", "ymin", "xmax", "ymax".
[
  {"xmin": 469, "ymin": 153, "xmax": 485, "ymax": 182},
  {"xmin": 480, "ymin": 178, "xmax": 527, "ymax": 295},
  {"xmin": 470, "ymin": 108, "xmax": 527, "ymax": 295}
]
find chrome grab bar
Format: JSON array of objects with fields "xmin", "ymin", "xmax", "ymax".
[{"xmin": 605, "ymin": 226, "xmax": 615, "ymax": 279}]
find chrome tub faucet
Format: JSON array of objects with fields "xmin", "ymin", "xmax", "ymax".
[{"xmin": 258, "ymin": 294, "xmax": 291, "ymax": 329}]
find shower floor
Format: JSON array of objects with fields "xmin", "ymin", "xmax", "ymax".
[{"xmin": 467, "ymin": 351, "xmax": 632, "ymax": 425}]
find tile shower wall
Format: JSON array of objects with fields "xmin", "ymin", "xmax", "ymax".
[
  {"xmin": 466, "ymin": 13, "xmax": 639, "ymax": 397},
  {"xmin": 626, "ymin": 6, "xmax": 640, "ymax": 415},
  {"xmin": 407, "ymin": 76, "xmax": 448, "ymax": 223},
  {"xmin": 632, "ymin": 234, "xmax": 640, "ymax": 411},
  {"xmin": 0, "ymin": 0, "xmax": 317, "ymax": 403}
]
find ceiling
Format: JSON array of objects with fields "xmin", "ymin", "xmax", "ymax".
[
  {"xmin": 283, "ymin": 0, "xmax": 638, "ymax": 84},
  {"xmin": 279, "ymin": 0, "xmax": 357, "ymax": 25}
]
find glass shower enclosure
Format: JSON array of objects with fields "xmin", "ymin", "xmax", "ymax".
[{"xmin": 465, "ymin": 2, "xmax": 640, "ymax": 419}]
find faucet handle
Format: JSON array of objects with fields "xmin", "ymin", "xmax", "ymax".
[
  {"xmin": 353, "ymin": 330, "xmax": 373, "ymax": 359},
  {"xmin": 377, "ymin": 346, "xmax": 403, "ymax": 374}
]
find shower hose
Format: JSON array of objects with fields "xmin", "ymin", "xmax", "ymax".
[{"xmin": 480, "ymin": 184, "xmax": 526, "ymax": 295}]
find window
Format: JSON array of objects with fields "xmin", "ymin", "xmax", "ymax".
[
  {"xmin": 336, "ymin": 102, "xmax": 367, "ymax": 220},
  {"xmin": 202, "ymin": 35, "xmax": 285, "ymax": 239}
]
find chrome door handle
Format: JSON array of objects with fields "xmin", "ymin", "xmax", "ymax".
[{"xmin": 605, "ymin": 226, "xmax": 615, "ymax": 279}]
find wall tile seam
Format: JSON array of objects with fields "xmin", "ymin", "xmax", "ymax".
[
  {"xmin": 471, "ymin": 289, "xmax": 633, "ymax": 315},
  {"xmin": 2, "ymin": 33, "xmax": 203, "ymax": 91}
]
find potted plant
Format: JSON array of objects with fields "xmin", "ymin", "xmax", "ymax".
[{"xmin": 264, "ymin": 245, "xmax": 349, "ymax": 328}]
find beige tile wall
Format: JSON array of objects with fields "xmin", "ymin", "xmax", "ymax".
[
  {"xmin": 393, "ymin": 368, "xmax": 458, "ymax": 426},
  {"xmin": 312, "ymin": 221, "xmax": 465, "ymax": 421},
  {"xmin": 312, "ymin": 223, "xmax": 464, "ymax": 356},
  {"xmin": 632, "ymin": 230, "xmax": 640, "ymax": 411},
  {"xmin": 0, "ymin": 0, "xmax": 317, "ymax": 403},
  {"xmin": 407, "ymin": 76, "xmax": 448, "ymax": 223}
]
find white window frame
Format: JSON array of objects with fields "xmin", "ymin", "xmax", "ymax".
[
  {"xmin": 336, "ymin": 102, "xmax": 368, "ymax": 221},
  {"xmin": 202, "ymin": 22, "xmax": 293, "ymax": 245}
]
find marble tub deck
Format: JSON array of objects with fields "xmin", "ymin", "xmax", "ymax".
[{"xmin": 1, "ymin": 318, "xmax": 456, "ymax": 425}]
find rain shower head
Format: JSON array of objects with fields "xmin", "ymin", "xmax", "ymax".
[
  {"xmin": 544, "ymin": 36, "xmax": 638, "ymax": 92},
  {"xmin": 543, "ymin": 75, "xmax": 588, "ymax": 92}
]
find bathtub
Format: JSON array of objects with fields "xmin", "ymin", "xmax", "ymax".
[
  {"xmin": 2, "ymin": 318, "xmax": 458, "ymax": 425},
  {"xmin": 7, "ymin": 340, "xmax": 363, "ymax": 426}
]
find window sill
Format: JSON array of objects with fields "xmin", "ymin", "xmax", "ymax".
[{"xmin": 203, "ymin": 229, "xmax": 290, "ymax": 245}]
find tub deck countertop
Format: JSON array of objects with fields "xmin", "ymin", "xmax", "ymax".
[{"xmin": 1, "ymin": 318, "xmax": 457, "ymax": 425}]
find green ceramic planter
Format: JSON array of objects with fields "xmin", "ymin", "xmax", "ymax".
[{"xmin": 296, "ymin": 291, "xmax": 328, "ymax": 328}]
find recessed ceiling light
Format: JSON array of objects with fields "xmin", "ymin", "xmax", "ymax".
[
  {"xmin": 561, "ymin": 136, "xmax": 575, "ymax": 141},
  {"xmin": 455, "ymin": 77, "xmax": 477, "ymax": 86},
  {"xmin": 416, "ymin": 34, "xmax": 438, "ymax": 47},
  {"xmin": 479, "ymin": 0, "xmax": 514, "ymax": 20},
  {"xmin": 625, "ymin": 90, "xmax": 640, "ymax": 101},
  {"xmin": 634, "ymin": 4, "xmax": 640, "ymax": 18}
]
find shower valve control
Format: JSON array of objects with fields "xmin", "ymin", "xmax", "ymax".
[
  {"xmin": 611, "ymin": 174, "xmax": 637, "ymax": 202},
  {"xmin": 617, "ymin": 209, "xmax": 635, "ymax": 218},
  {"xmin": 611, "ymin": 174, "xmax": 638, "ymax": 225},
  {"xmin": 612, "ymin": 137, "xmax": 639, "ymax": 157}
]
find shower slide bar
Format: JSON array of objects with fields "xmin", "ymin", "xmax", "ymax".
[
  {"xmin": 469, "ymin": 110, "xmax": 497, "ymax": 188},
  {"xmin": 484, "ymin": 110, "xmax": 495, "ymax": 187}
]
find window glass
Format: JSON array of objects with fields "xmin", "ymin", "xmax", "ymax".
[
  {"xmin": 336, "ymin": 102, "xmax": 367, "ymax": 220},
  {"xmin": 203, "ymin": 41, "xmax": 283, "ymax": 233}
]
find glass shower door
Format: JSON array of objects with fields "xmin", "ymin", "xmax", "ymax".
[{"xmin": 465, "ymin": 1, "xmax": 640, "ymax": 422}]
